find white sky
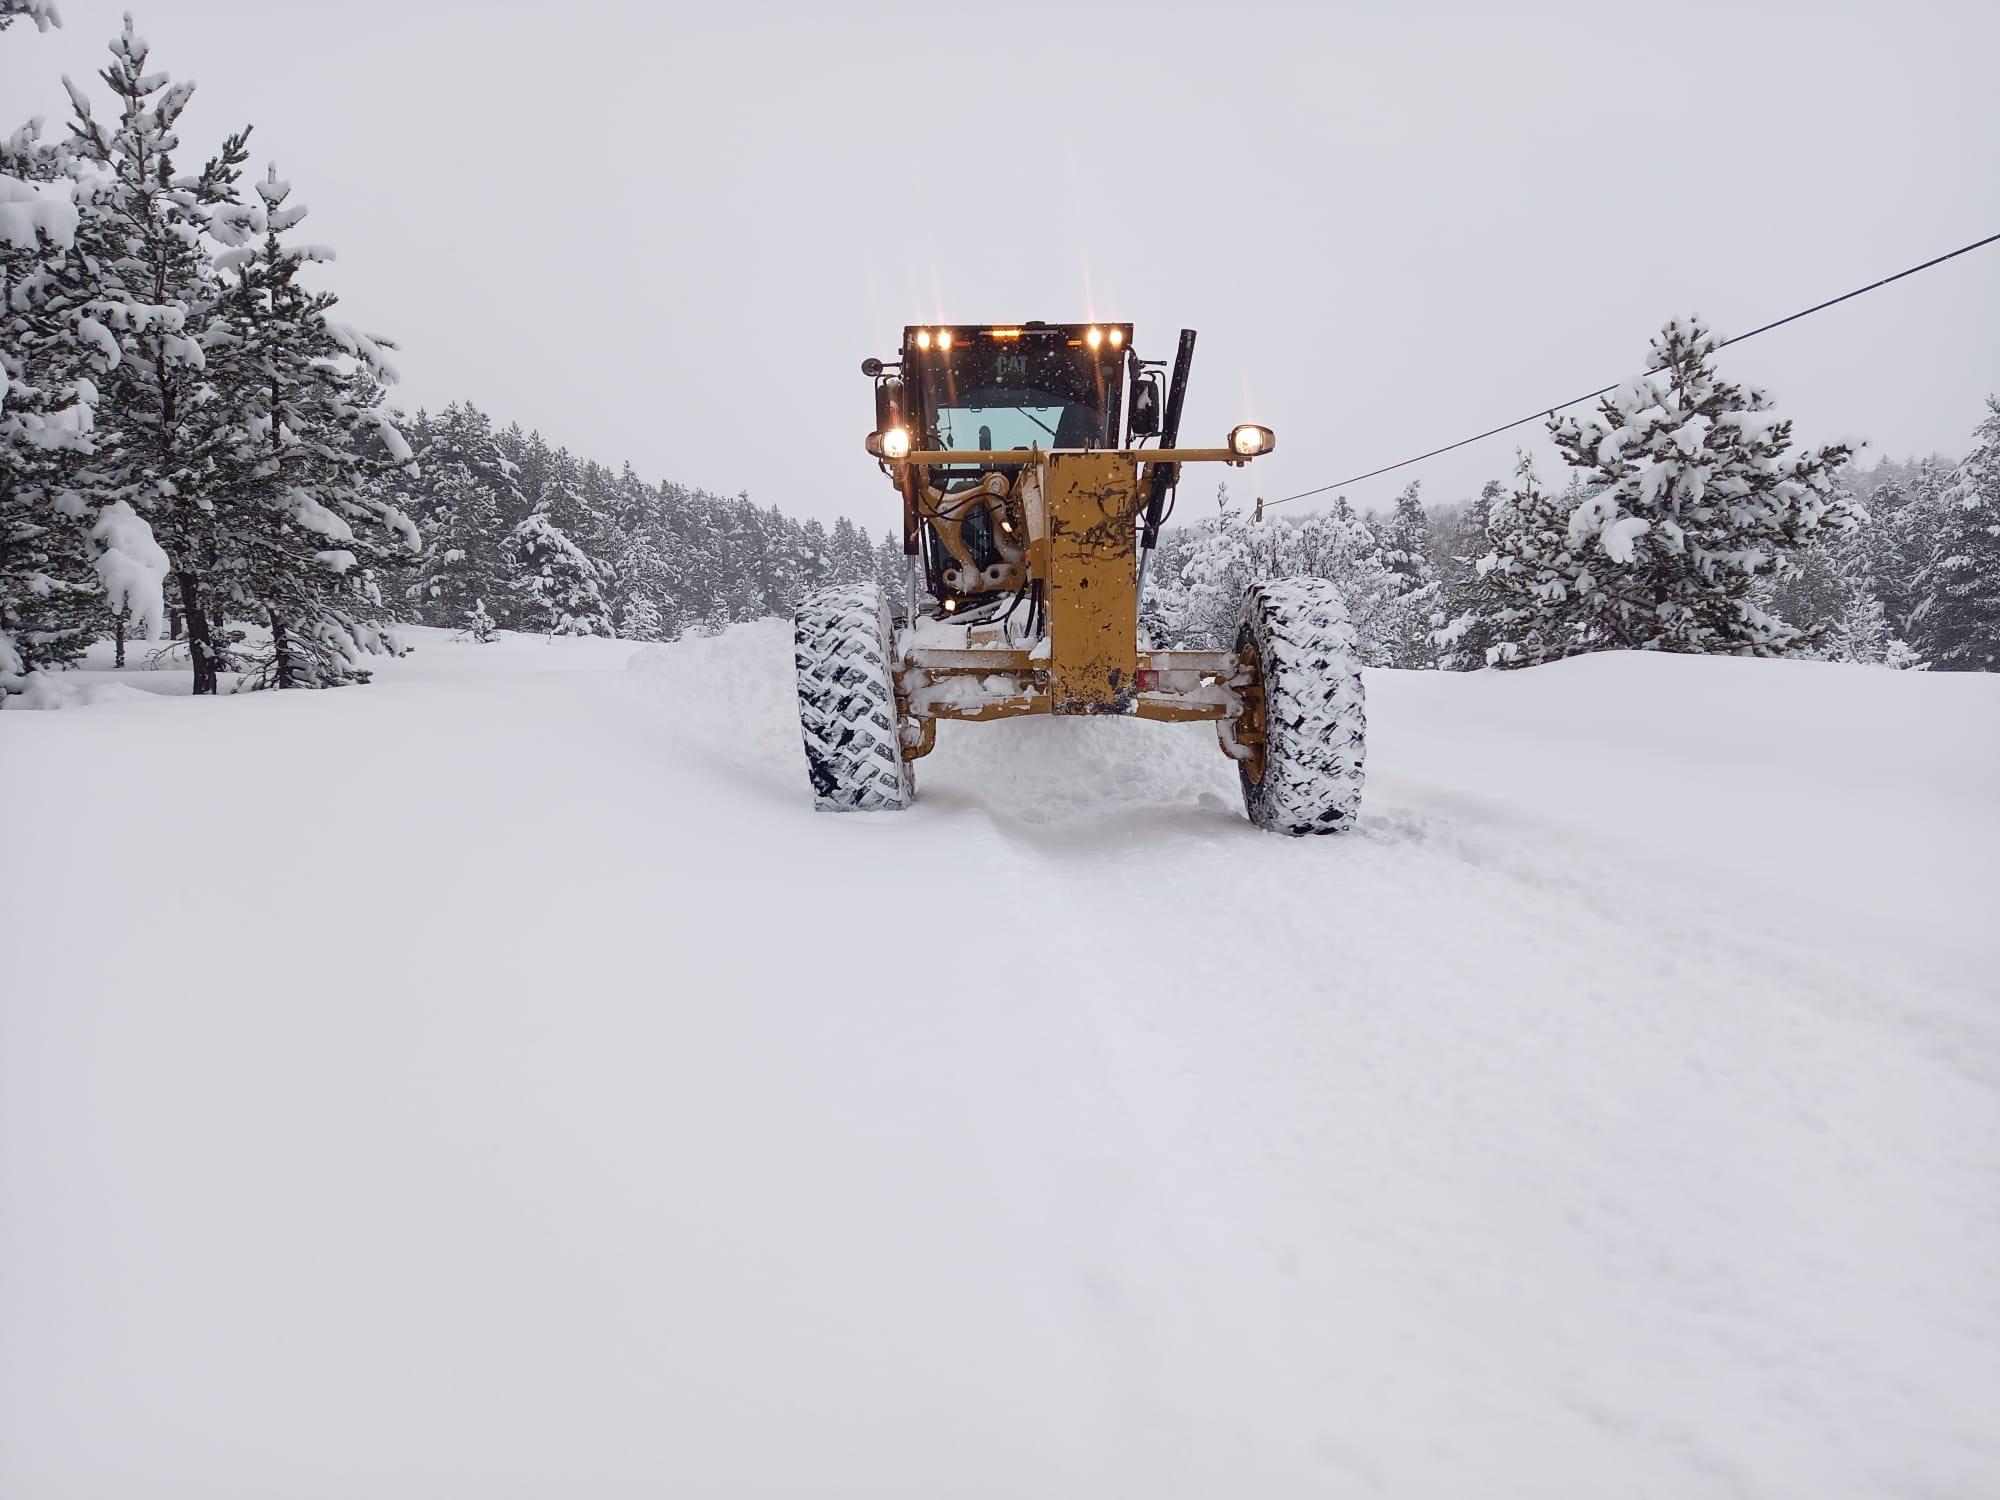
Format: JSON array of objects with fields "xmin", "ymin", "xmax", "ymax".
[{"xmin": 5, "ymin": 0, "xmax": 1996, "ymax": 525}]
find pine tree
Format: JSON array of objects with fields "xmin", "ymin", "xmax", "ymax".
[
  {"xmin": 1377, "ymin": 481, "xmax": 1440, "ymax": 667},
  {"xmin": 827, "ymin": 516, "xmax": 869, "ymax": 584},
  {"xmin": 400, "ymin": 402, "xmax": 523, "ymax": 625},
  {"xmin": 1910, "ymin": 397, "xmax": 2000, "ymax": 671},
  {"xmin": 505, "ymin": 495, "xmax": 611, "ymax": 636},
  {"xmin": 1762, "ymin": 519, "xmax": 1905, "ymax": 666},
  {"xmin": 1533, "ymin": 317, "xmax": 1854, "ymax": 658},
  {"xmin": 406, "ymin": 458, "xmax": 503, "ymax": 625},
  {"xmin": 1473, "ymin": 457, "xmax": 1589, "ymax": 667},
  {"xmin": 873, "ymin": 529, "xmax": 906, "ymax": 600},
  {"xmin": 2, "ymin": 103, "xmax": 108, "ymax": 690},
  {"xmin": 1162, "ymin": 485, "xmax": 1251, "ymax": 648},
  {"xmin": 1293, "ymin": 496, "xmax": 1402, "ymax": 666},
  {"xmin": 62, "ymin": 20, "xmax": 254, "ymax": 693},
  {"xmin": 205, "ymin": 165, "xmax": 416, "ymax": 687},
  {"xmin": 1869, "ymin": 460, "xmax": 1953, "ymax": 639},
  {"xmin": 500, "ymin": 445, "xmax": 611, "ymax": 636},
  {"xmin": 1433, "ymin": 480, "xmax": 1502, "ymax": 670}
]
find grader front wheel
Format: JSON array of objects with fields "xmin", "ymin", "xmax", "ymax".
[
  {"xmin": 793, "ymin": 582, "xmax": 915, "ymax": 813},
  {"xmin": 1233, "ymin": 579, "xmax": 1367, "ymax": 835}
]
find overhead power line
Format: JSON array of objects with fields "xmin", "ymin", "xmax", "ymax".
[{"xmin": 1261, "ymin": 229, "xmax": 2000, "ymax": 511}]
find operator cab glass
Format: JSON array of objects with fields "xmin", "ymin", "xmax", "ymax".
[{"xmin": 903, "ymin": 325, "xmax": 1130, "ymax": 464}]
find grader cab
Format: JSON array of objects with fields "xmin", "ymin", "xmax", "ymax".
[{"xmin": 791, "ymin": 321, "xmax": 1366, "ymax": 835}]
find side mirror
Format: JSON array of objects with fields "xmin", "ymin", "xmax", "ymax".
[
  {"xmin": 1128, "ymin": 375, "xmax": 1162, "ymax": 438},
  {"xmin": 873, "ymin": 378, "xmax": 904, "ymax": 434}
]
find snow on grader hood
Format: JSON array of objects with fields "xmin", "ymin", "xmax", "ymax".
[{"xmin": 792, "ymin": 322, "xmax": 1367, "ymax": 836}]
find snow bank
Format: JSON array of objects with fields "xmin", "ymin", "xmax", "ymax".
[{"xmin": 3, "ymin": 626, "xmax": 1995, "ymax": 1500}]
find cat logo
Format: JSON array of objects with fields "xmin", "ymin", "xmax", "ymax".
[{"xmin": 996, "ymin": 353, "xmax": 1028, "ymax": 382}]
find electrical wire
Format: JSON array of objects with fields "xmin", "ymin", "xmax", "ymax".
[{"xmin": 1261, "ymin": 230, "xmax": 2000, "ymax": 511}]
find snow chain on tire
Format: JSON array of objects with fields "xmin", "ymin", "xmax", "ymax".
[
  {"xmin": 1236, "ymin": 579, "xmax": 1366, "ymax": 835},
  {"xmin": 793, "ymin": 582, "xmax": 915, "ymax": 813}
]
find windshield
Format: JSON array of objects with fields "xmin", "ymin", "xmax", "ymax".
[
  {"xmin": 906, "ymin": 328, "xmax": 1124, "ymax": 453},
  {"xmin": 934, "ymin": 389, "xmax": 1091, "ymax": 452}
]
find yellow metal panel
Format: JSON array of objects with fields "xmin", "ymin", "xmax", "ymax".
[
  {"xmin": 1133, "ymin": 697, "xmax": 1230, "ymax": 723},
  {"xmin": 923, "ymin": 695, "xmax": 1047, "ymax": 722},
  {"xmin": 906, "ymin": 648, "xmax": 1036, "ymax": 674},
  {"xmin": 1046, "ymin": 451, "xmax": 1141, "ymax": 715}
]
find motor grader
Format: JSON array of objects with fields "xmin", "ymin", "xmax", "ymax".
[{"xmin": 791, "ymin": 321, "xmax": 1366, "ymax": 835}]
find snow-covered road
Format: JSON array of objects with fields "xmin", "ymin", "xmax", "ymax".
[{"xmin": 4, "ymin": 626, "xmax": 1997, "ymax": 1499}]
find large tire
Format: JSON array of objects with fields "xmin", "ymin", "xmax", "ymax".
[
  {"xmin": 1236, "ymin": 579, "xmax": 1366, "ymax": 835},
  {"xmin": 793, "ymin": 583, "xmax": 915, "ymax": 813}
]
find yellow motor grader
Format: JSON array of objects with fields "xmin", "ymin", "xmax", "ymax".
[{"xmin": 792, "ymin": 321, "xmax": 1365, "ymax": 834}]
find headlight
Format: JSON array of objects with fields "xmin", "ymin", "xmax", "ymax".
[
  {"xmin": 1086, "ymin": 326, "xmax": 1103, "ymax": 349},
  {"xmin": 915, "ymin": 329, "xmax": 932, "ymax": 349},
  {"xmin": 865, "ymin": 427, "xmax": 913, "ymax": 459},
  {"xmin": 1229, "ymin": 423, "xmax": 1276, "ymax": 456},
  {"xmin": 936, "ymin": 330, "xmax": 953, "ymax": 350}
]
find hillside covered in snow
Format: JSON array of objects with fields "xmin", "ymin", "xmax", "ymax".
[{"xmin": 4, "ymin": 627, "xmax": 1996, "ymax": 1499}]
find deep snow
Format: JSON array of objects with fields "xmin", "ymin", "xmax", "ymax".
[{"xmin": 3, "ymin": 625, "xmax": 1997, "ymax": 1500}]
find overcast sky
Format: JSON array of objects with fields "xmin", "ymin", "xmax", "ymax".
[{"xmin": 5, "ymin": 1, "xmax": 1995, "ymax": 525}]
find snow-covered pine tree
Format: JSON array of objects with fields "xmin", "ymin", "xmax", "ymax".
[
  {"xmin": 1868, "ymin": 459, "xmax": 1953, "ymax": 640},
  {"xmin": 1293, "ymin": 495, "xmax": 1402, "ymax": 666},
  {"xmin": 400, "ymin": 402, "xmax": 523, "ymax": 624},
  {"xmin": 1474, "ymin": 456, "xmax": 1590, "ymax": 667},
  {"xmin": 205, "ymin": 164, "xmax": 417, "ymax": 688},
  {"xmin": 423, "ymin": 402, "xmax": 527, "ymax": 527},
  {"xmin": 601, "ymin": 463, "xmax": 679, "ymax": 640},
  {"xmin": 498, "ymin": 441, "xmax": 613, "ymax": 636},
  {"xmin": 1432, "ymin": 480, "xmax": 1502, "ymax": 670},
  {"xmin": 826, "ymin": 516, "xmax": 870, "ymax": 584},
  {"xmin": 405, "ymin": 456, "xmax": 503, "ymax": 626},
  {"xmin": 1171, "ymin": 484, "xmax": 1258, "ymax": 648},
  {"xmin": 1, "ymin": 109, "xmax": 105, "ymax": 690},
  {"xmin": 718, "ymin": 496, "xmax": 768, "ymax": 622},
  {"xmin": 872, "ymin": 529, "xmax": 905, "ymax": 601},
  {"xmin": 505, "ymin": 493, "xmax": 612, "ymax": 637},
  {"xmin": 1377, "ymin": 480, "xmax": 1440, "ymax": 667},
  {"xmin": 1538, "ymin": 316, "xmax": 1854, "ymax": 657},
  {"xmin": 1761, "ymin": 518, "xmax": 1904, "ymax": 666},
  {"xmin": 1137, "ymin": 523, "xmax": 1192, "ymax": 647},
  {"xmin": 62, "ymin": 19, "xmax": 252, "ymax": 693},
  {"xmin": 497, "ymin": 423, "xmax": 548, "ymax": 524},
  {"xmin": 797, "ymin": 517, "xmax": 831, "ymax": 594},
  {"xmin": 1909, "ymin": 397, "xmax": 2000, "ymax": 672}
]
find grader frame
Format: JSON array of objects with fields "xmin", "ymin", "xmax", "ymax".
[{"xmin": 887, "ymin": 444, "xmax": 1268, "ymax": 779}]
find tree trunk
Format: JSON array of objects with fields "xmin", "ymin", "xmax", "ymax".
[
  {"xmin": 270, "ymin": 612, "xmax": 296, "ymax": 689},
  {"xmin": 177, "ymin": 567, "xmax": 219, "ymax": 696},
  {"xmin": 113, "ymin": 608, "xmax": 128, "ymax": 668}
]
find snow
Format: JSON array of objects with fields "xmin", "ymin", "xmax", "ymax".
[
  {"xmin": 87, "ymin": 497, "xmax": 169, "ymax": 637},
  {"xmin": 1598, "ymin": 512, "xmax": 1652, "ymax": 562},
  {"xmin": 3, "ymin": 625, "xmax": 1996, "ymax": 1499},
  {"xmin": 0, "ymin": 173, "xmax": 78, "ymax": 251}
]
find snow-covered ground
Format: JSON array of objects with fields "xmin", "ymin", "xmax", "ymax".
[{"xmin": 4, "ymin": 625, "xmax": 1997, "ymax": 1500}]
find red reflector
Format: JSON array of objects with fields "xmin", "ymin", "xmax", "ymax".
[{"xmin": 1135, "ymin": 670, "xmax": 1160, "ymax": 690}]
